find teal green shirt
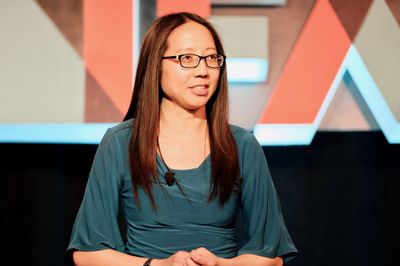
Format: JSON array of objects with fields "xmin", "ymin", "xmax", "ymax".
[{"xmin": 68, "ymin": 119, "xmax": 297, "ymax": 260}]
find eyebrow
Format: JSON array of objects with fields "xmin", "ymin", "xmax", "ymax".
[{"xmin": 174, "ymin": 47, "xmax": 217, "ymax": 54}]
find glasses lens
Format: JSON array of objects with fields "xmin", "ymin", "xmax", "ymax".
[
  {"xmin": 206, "ymin": 54, "xmax": 224, "ymax": 68},
  {"xmin": 177, "ymin": 54, "xmax": 224, "ymax": 68},
  {"xmin": 179, "ymin": 54, "xmax": 199, "ymax": 68}
]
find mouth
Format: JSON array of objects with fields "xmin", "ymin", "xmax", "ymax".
[{"xmin": 190, "ymin": 85, "xmax": 209, "ymax": 96}]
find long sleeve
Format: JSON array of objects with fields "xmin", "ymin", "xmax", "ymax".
[
  {"xmin": 234, "ymin": 127, "xmax": 298, "ymax": 261},
  {"xmin": 68, "ymin": 129, "xmax": 125, "ymax": 252}
]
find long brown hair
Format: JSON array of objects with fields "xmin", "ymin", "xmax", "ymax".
[{"xmin": 124, "ymin": 12, "xmax": 240, "ymax": 208}]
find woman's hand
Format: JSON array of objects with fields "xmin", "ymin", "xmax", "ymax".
[
  {"xmin": 189, "ymin": 247, "xmax": 224, "ymax": 266},
  {"xmin": 152, "ymin": 249, "xmax": 282, "ymax": 266},
  {"xmin": 153, "ymin": 251, "xmax": 201, "ymax": 266}
]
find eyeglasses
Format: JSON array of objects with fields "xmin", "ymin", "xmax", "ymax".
[{"xmin": 162, "ymin": 53, "xmax": 225, "ymax": 68}]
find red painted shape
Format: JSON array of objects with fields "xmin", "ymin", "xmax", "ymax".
[
  {"xmin": 84, "ymin": 0, "xmax": 133, "ymax": 115},
  {"xmin": 259, "ymin": 0, "xmax": 352, "ymax": 124},
  {"xmin": 156, "ymin": 0, "xmax": 211, "ymax": 18}
]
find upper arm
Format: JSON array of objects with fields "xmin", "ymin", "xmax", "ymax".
[
  {"xmin": 236, "ymin": 132, "xmax": 298, "ymax": 261},
  {"xmin": 68, "ymin": 129, "xmax": 125, "ymax": 253}
]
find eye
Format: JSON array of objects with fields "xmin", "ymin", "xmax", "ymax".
[
  {"xmin": 207, "ymin": 54, "xmax": 218, "ymax": 61},
  {"xmin": 180, "ymin": 54, "xmax": 195, "ymax": 62}
]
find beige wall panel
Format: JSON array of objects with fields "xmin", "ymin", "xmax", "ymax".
[
  {"xmin": 319, "ymin": 81, "xmax": 379, "ymax": 130},
  {"xmin": 209, "ymin": 16, "xmax": 268, "ymax": 59},
  {"xmin": 228, "ymin": 84, "xmax": 274, "ymax": 129},
  {"xmin": 354, "ymin": 0, "xmax": 400, "ymax": 122},
  {"xmin": 209, "ymin": 15, "xmax": 270, "ymax": 129},
  {"xmin": 0, "ymin": 0, "xmax": 84, "ymax": 123}
]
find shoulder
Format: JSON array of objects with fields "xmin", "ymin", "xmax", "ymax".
[
  {"xmin": 94, "ymin": 119, "xmax": 133, "ymax": 174},
  {"xmin": 230, "ymin": 124, "xmax": 260, "ymax": 149},
  {"xmin": 230, "ymin": 124, "xmax": 266, "ymax": 171},
  {"xmin": 101, "ymin": 119, "xmax": 133, "ymax": 146}
]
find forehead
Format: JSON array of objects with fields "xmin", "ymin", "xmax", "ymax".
[{"xmin": 166, "ymin": 21, "xmax": 216, "ymax": 52}]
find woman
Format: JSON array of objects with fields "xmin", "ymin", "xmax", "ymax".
[{"xmin": 68, "ymin": 12, "xmax": 297, "ymax": 266}]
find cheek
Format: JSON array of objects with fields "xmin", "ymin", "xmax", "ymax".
[
  {"xmin": 210, "ymin": 70, "xmax": 220, "ymax": 91},
  {"xmin": 160, "ymin": 67, "xmax": 176, "ymax": 94},
  {"xmin": 161, "ymin": 65, "xmax": 191, "ymax": 93}
]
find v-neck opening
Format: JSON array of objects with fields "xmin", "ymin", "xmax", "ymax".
[{"xmin": 156, "ymin": 153, "xmax": 211, "ymax": 173}]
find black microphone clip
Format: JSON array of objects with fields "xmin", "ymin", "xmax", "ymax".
[{"xmin": 165, "ymin": 171, "xmax": 175, "ymax": 186}]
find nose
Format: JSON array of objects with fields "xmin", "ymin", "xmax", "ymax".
[{"xmin": 194, "ymin": 58, "xmax": 208, "ymax": 77}]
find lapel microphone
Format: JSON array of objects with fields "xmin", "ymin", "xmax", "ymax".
[
  {"xmin": 157, "ymin": 138, "xmax": 190, "ymax": 203},
  {"xmin": 157, "ymin": 138, "xmax": 176, "ymax": 186},
  {"xmin": 164, "ymin": 170, "xmax": 175, "ymax": 186}
]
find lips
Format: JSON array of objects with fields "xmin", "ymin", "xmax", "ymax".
[{"xmin": 190, "ymin": 84, "xmax": 209, "ymax": 96}]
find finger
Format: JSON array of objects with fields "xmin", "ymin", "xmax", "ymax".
[
  {"xmin": 186, "ymin": 255, "xmax": 201, "ymax": 266},
  {"xmin": 190, "ymin": 249, "xmax": 200, "ymax": 261},
  {"xmin": 170, "ymin": 251, "xmax": 190, "ymax": 265},
  {"xmin": 190, "ymin": 248, "xmax": 218, "ymax": 266},
  {"xmin": 190, "ymin": 254, "xmax": 208, "ymax": 265}
]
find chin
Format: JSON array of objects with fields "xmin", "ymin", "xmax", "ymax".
[
  {"xmin": 183, "ymin": 98, "xmax": 209, "ymax": 110},
  {"xmin": 184, "ymin": 103, "xmax": 208, "ymax": 112}
]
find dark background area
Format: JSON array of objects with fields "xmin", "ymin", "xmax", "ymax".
[{"xmin": 1, "ymin": 131, "xmax": 399, "ymax": 266}]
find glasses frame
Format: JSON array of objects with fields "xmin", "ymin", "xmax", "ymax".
[{"xmin": 162, "ymin": 53, "xmax": 226, "ymax": 69}]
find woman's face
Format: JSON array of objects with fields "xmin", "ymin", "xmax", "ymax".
[{"xmin": 160, "ymin": 21, "xmax": 220, "ymax": 112}]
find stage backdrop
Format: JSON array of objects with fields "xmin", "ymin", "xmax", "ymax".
[
  {"xmin": 0, "ymin": 2, "xmax": 399, "ymax": 266},
  {"xmin": 0, "ymin": 0, "xmax": 399, "ymax": 145}
]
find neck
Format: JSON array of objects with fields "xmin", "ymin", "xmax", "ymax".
[{"xmin": 159, "ymin": 99, "xmax": 208, "ymax": 139}]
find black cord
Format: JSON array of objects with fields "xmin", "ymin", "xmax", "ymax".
[{"xmin": 156, "ymin": 138, "xmax": 190, "ymax": 203}]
